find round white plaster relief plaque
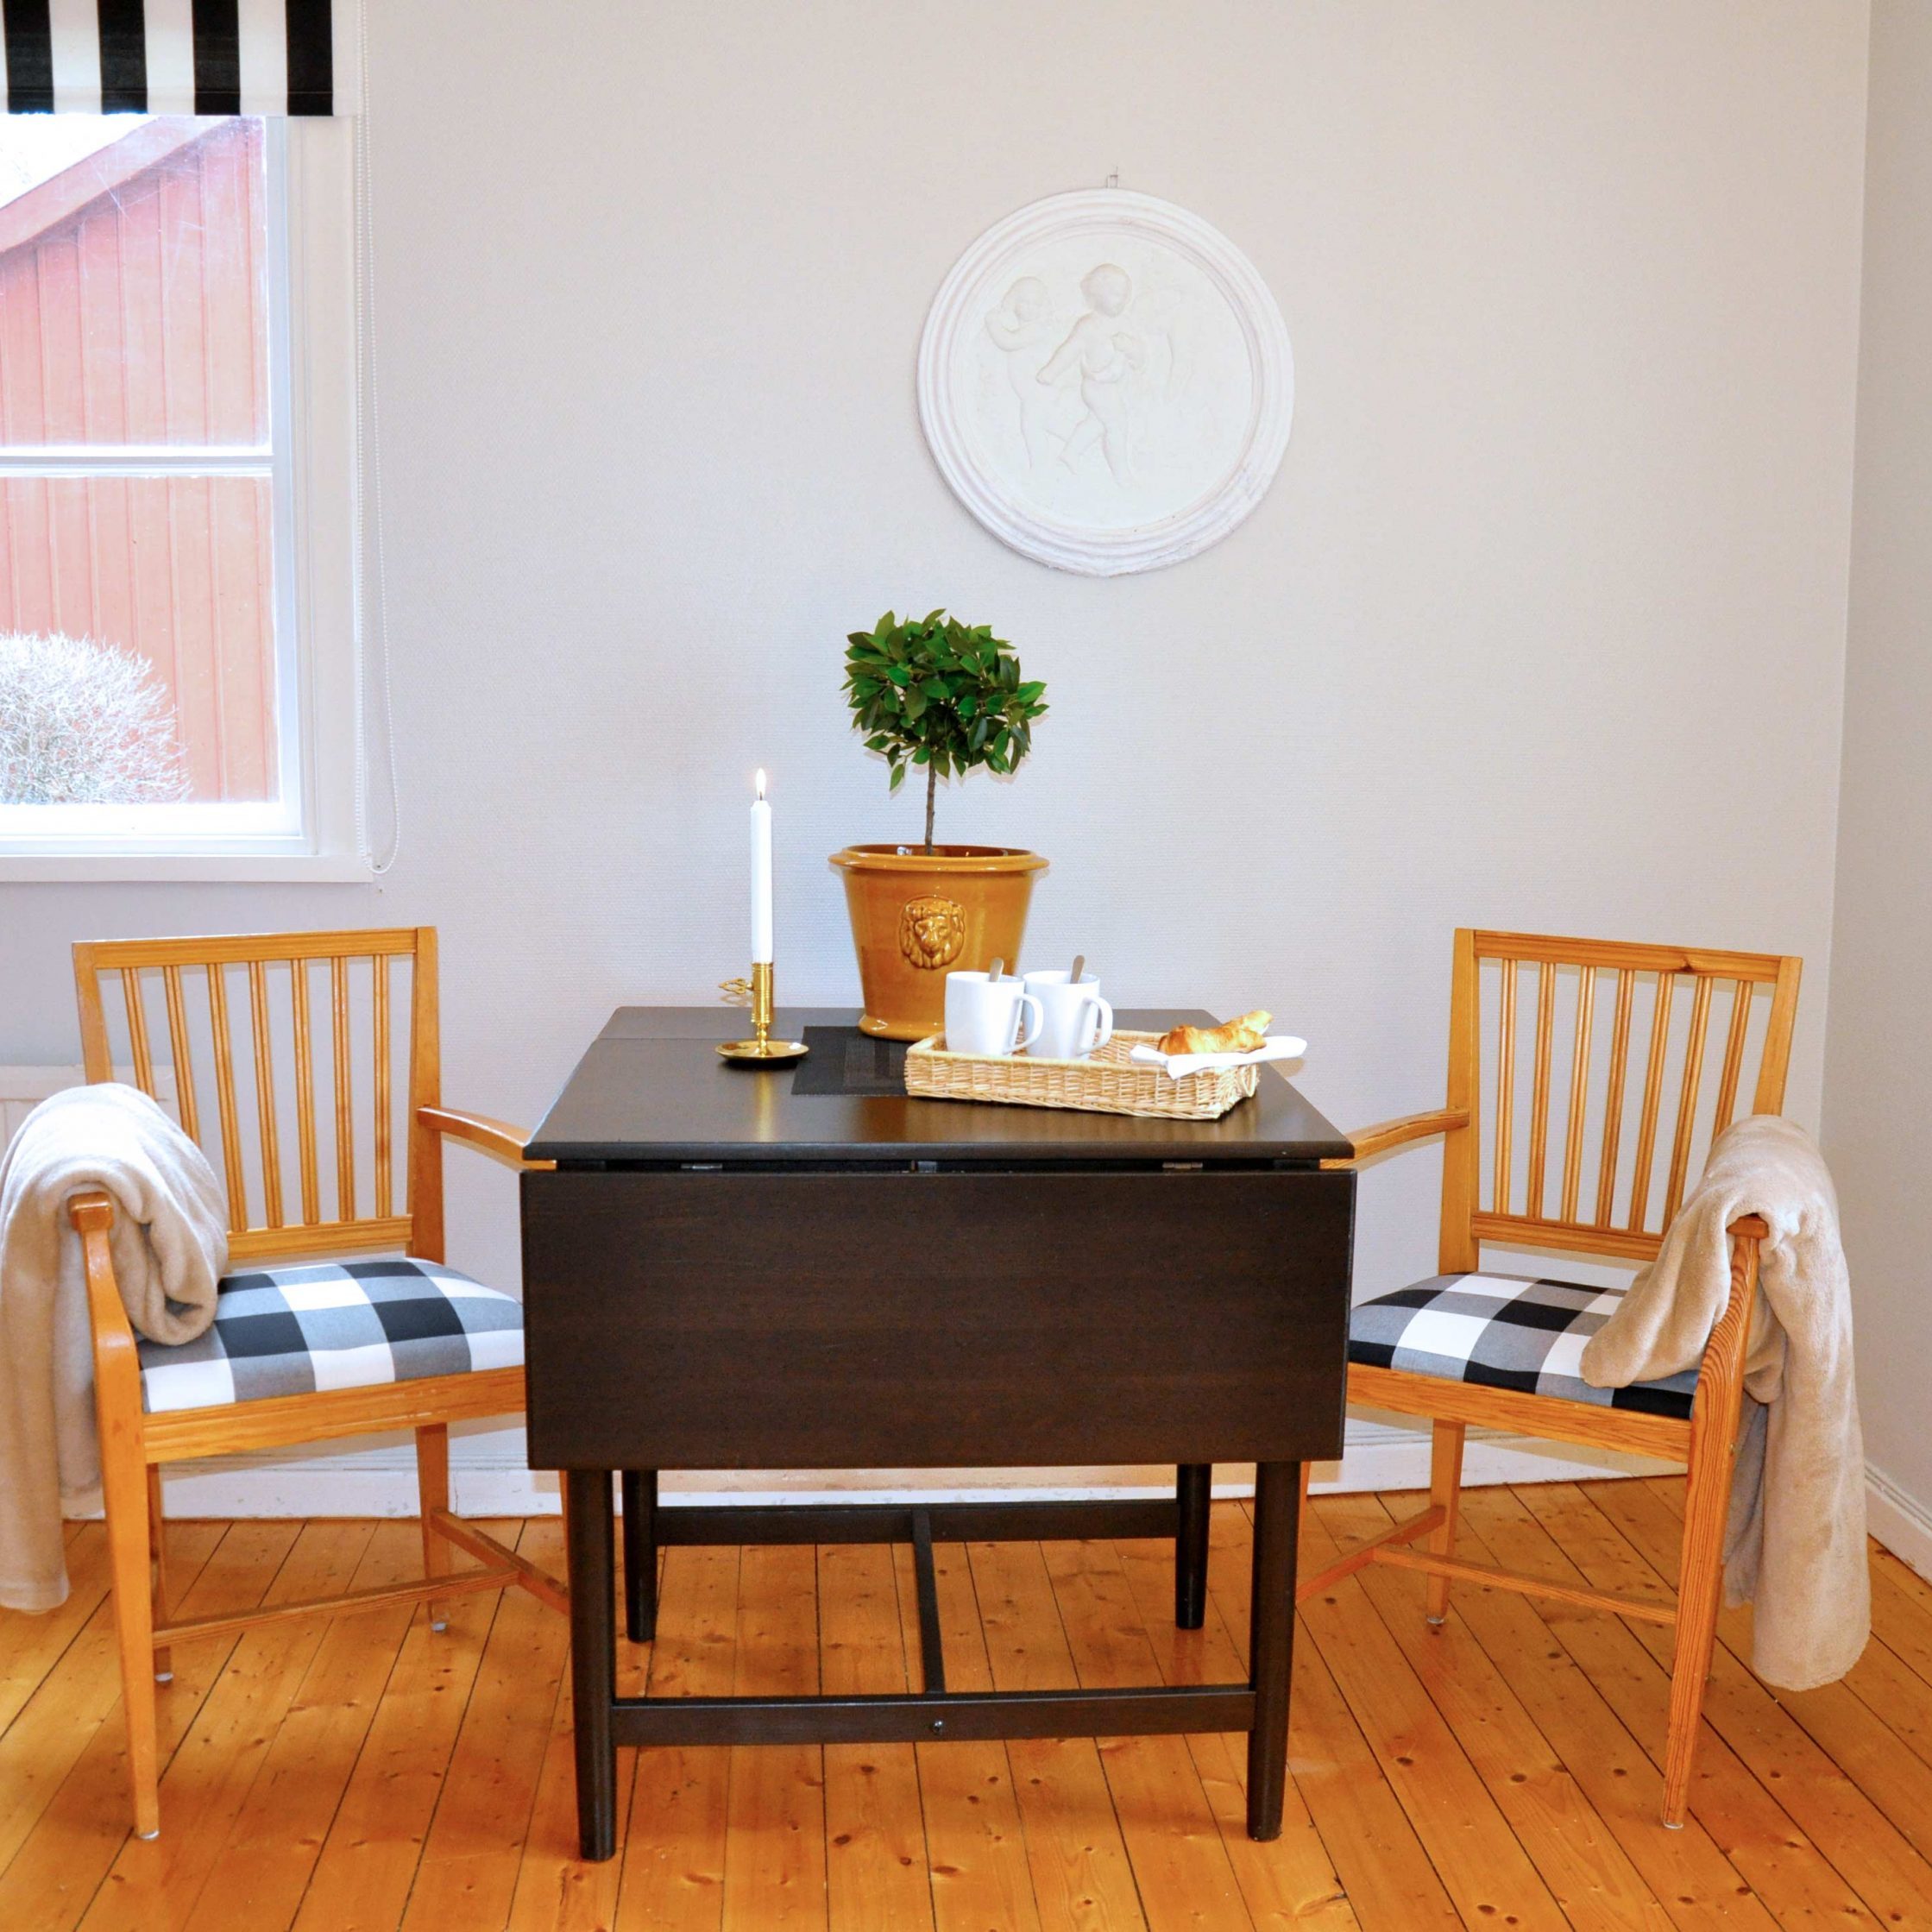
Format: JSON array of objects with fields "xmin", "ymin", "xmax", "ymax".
[{"xmin": 917, "ymin": 189, "xmax": 1293, "ymax": 576}]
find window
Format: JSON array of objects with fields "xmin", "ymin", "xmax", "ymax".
[{"xmin": 0, "ymin": 115, "xmax": 361, "ymax": 878}]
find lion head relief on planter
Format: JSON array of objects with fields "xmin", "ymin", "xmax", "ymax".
[{"xmin": 899, "ymin": 895, "xmax": 966, "ymax": 971}]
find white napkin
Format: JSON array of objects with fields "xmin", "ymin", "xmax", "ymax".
[{"xmin": 1130, "ymin": 1035, "xmax": 1307, "ymax": 1079}]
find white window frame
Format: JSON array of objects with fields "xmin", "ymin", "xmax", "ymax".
[{"xmin": 0, "ymin": 117, "xmax": 367, "ymax": 882}]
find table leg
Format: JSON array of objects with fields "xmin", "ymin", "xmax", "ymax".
[
  {"xmin": 1246, "ymin": 1459, "xmax": 1300, "ymax": 1840},
  {"xmin": 621, "ymin": 1469, "xmax": 658, "ymax": 1642},
  {"xmin": 564, "ymin": 1469, "xmax": 618, "ymax": 1861},
  {"xmin": 1175, "ymin": 1463, "xmax": 1212, "ymax": 1629}
]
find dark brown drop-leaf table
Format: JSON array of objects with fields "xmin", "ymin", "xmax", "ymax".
[{"xmin": 521, "ymin": 1006, "xmax": 1355, "ymax": 1860}]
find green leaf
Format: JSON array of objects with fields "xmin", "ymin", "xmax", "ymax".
[{"xmin": 846, "ymin": 609, "xmax": 1042, "ymax": 799}]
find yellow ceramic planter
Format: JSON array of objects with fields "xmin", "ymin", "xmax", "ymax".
[{"xmin": 829, "ymin": 844, "xmax": 1049, "ymax": 1040}]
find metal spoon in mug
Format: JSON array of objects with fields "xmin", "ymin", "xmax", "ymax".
[
  {"xmin": 1069, "ymin": 954, "xmax": 1086, "ymax": 985},
  {"xmin": 987, "ymin": 958, "xmax": 1004, "ymax": 983}
]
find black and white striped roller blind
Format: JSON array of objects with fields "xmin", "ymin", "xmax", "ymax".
[{"xmin": 2, "ymin": 1, "xmax": 355, "ymax": 115}]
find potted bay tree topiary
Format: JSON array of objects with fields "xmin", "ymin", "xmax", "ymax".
[{"xmin": 830, "ymin": 610, "xmax": 1049, "ymax": 1040}]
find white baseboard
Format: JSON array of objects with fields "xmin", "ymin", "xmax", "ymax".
[
  {"xmin": 1312, "ymin": 1424, "xmax": 1674, "ymax": 1495},
  {"xmin": 98, "ymin": 1424, "xmax": 1932, "ymax": 1598},
  {"xmin": 1866, "ymin": 1462, "xmax": 1932, "ymax": 1585},
  {"xmin": 97, "ymin": 1419, "xmax": 1674, "ymax": 1521}
]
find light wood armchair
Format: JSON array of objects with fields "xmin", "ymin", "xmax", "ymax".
[
  {"xmin": 1306, "ymin": 928, "xmax": 1802, "ymax": 1828},
  {"xmin": 70, "ymin": 926, "xmax": 563, "ymax": 1839}
]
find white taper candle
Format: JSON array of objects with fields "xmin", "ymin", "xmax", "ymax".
[{"xmin": 751, "ymin": 770, "xmax": 774, "ymax": 963}]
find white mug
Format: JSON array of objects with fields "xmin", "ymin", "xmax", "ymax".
[
  {"xmin": 1022, "ymin": 970, "xmax": 1115, "ymax": 1060},
  {"xmin": 944, "ymin": 971, "xmax": 1043, "ymax": 1057}
]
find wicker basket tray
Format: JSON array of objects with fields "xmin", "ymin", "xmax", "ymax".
[{"xmin": 903, "ymin": 1029, "xmax": 1259, "ymax": 1121}]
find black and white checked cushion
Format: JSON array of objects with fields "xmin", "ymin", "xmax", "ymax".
[
  {"xmin": 137, "ymin": 1259, "xmax": 523, "ymax": 1414},
  {"xmin": 1347, "ymin": 1274, "xmax": 1698, "ymax": 1419}
]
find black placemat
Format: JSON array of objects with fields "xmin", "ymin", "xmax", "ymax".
[{"xmin": 790, "ymin": 1026, "xmax": 909, "ymax": 1096}]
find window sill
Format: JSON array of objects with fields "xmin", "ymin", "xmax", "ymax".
[{"xmin": 0, "ymin": 853, "xmax": 374, "ymax": 884}]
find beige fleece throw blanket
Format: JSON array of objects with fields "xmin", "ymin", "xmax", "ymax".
[
  {"xmin": 1581, "ymin": 1114, "xmax": 1866, "ymax": 1690},
  {"xmin": 0, "ymin": 1085, "xmax": 226, "ymax": 1612}
]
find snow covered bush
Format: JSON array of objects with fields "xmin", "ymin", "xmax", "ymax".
[{"xmin": 0, "ymin": 632, "xmax": 190, "ymax": 804}]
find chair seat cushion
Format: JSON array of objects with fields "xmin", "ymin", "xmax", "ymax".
[
  {"xmin": 1347, "ymin": 1273, "xmax": 1697, "ymax": 1420},
  {"xmin": 137, "ymin": 1258, "xmax": 523, "ymax": 1414}
]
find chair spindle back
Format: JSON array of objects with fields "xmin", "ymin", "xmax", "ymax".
[
  {"xmin": 72, "ymin": 928, "xmax": 444, "ymax": 1266},
  {"xmin": 1439, "ymin": 929, "xmax": 1801, "ymax": 1271}
]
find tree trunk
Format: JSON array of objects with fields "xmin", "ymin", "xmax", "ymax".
[{"xmin": 923, "ymin": 763, "xmax": 937, "ymax": 854}]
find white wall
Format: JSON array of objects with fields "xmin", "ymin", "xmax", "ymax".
[
  {"xmin": 1824, "ymin": 0, "xmax": 1932, "ymax": 1568},
  {"xmin": 0, "ymin": 3, "xmax": 1872, "ymax": 1498}
]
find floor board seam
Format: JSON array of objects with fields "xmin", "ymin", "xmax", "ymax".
[
  {"xmin": 11, "ymin": 1488, "xmax": 1925, "ymax": 1929},
  {"xmin": 1498, "ymin": 1482, "xmax": 1885, "ymax": 1926}
]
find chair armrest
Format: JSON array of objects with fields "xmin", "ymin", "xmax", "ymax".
[
  {"xmin": 1693, "ymin": 1215, "xmax": 1772, "ymax": 1419},
  {"xmin": 68, "ymin": 1190, "xmax": 141, "ymax": 1382},
  {"xmin": 1321, "ymin": 1107, "xmax": 1472, "ymax": 1170},
  {"xmin": 418, "ymin": 1106, "xmax": 555, "ymax": 1173}
]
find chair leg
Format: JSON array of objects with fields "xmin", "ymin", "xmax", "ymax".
[
  {"xmin": 147, "ymin": 1467, "xmax": 173, "ymax": 1683},
  {"xmin": 620, "ymin": 1469, "xmax": 658, "ymax": 1643},
  {"xmin": 102, "ymin": 1437, "xmax": 160, "ymax": 1838},
  {"xmin": 1663, "ymin": 1447, "xmax": 1732, "ymax": 1827},
  {"xmin": 416, "ymin": 1424, "xmax": 451, "ymax": 1633},
  {"xmin": 1174, "ymin": 1464, "xmax": 1212, "ymax": 1629},
  {"xmin": 1425, "ymin": 1420, "xmax": 1465, "ymax": 1625}
]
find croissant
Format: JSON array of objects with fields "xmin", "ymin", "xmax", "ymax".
[{"xmin": 1157, "ymin": 1010, "xmax": 1273, "ymax": 1057}]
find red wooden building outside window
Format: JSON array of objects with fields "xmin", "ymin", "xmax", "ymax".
[{"xmin": 0, "ymin": 116, "xmax": 284, "ymax": 817}]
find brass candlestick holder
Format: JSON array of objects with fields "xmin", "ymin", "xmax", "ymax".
[{"xmin": 717, "ymin": 961, "xmax": 809, "ymax": 1064}]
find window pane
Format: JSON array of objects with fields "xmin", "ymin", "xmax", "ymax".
[
  {"xmin": 0, "ymin": 118, "xmax": 267, "ymax": 447},
  {"xmin": 0, "ymin": 475, "xmax": 278, "ymax": 803}
]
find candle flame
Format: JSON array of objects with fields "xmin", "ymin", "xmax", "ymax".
[{"xmin": 756, "ymin": 769, "xmax": 766, "ymax": 800}]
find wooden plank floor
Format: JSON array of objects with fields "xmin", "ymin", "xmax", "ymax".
[{"xmin": 3, "ymin": 1480, "xmax": 1930, "ymax": 1930}]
